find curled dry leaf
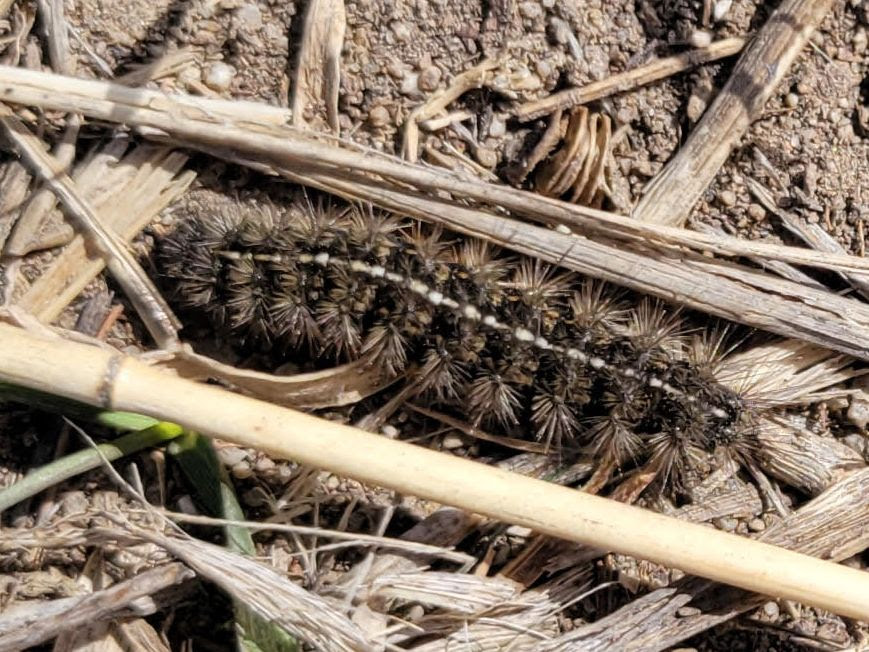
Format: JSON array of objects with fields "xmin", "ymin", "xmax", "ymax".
[
  {"xmin": 533, "ymin": 107, "xmax": 613, "ymax": 208},
  {"xmin": 291, "ymin": 0, "xmax": 346, "ymax": 134},
  {"xmin": 154, "ymin": 347, "xmax": 398, "ymax": 409}
]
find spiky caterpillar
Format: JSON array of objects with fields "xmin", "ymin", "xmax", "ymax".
[{"xmin": 158, "ymin": 199, "xmax": 755, "ymax": 490}]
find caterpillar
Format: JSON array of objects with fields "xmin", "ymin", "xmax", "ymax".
[{"xmin": 158, "ymin": 197, "xmax": 759, "ymax": 494}]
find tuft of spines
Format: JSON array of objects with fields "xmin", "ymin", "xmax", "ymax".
[{"xmin": 158, "ymin": 197, "xmax": 762, "ymax": 494}]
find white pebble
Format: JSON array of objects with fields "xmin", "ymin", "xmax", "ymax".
[
  {"xmin": 688, "ymin": 30, "xmax": 712, "ymax": 48},
  {"xmin": 488, "ymin": 114, "xmax": 506, "ymax": 138},
  {"xmin": 713, "ymin": 0, "xmax": 733, "ymax": 21},
  {"xmin": 234, "ymin": 4, "xmax": 263, "ymax": 31},
  {"xmin": 203, "ymin": 62, "xmax": 234, "ymax": 92},
  {"xmin": 217, "ymin": 446, "xmax": 248, "ymax": 467}
]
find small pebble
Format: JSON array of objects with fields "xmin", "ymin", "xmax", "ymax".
[
  {"xmin": 368, "ymin": 105, "xmax": 391, "ymax": 127},
  {"xmin": 386, "ymin": 62, "xmax": 406, "ymax": 79},
  {"xmin": 400, "ymin": 72, "xmax": 421, "ymax": 96},
  {"xmin": 203, "ymin": 61, "xmax": 234, "ymax": 91},
  {"xmin": 717, "ymin": 189, "xmax": 737, "ymax": 207},
  {"xmin": 217, "ymin": 446, "xmax": 248, "ymax": 467},
  {"xmin": 381, "ymin": 424, "xmax": 400, "ymax": 439},
  {"xmin": 506, "ymin": 524, "xmax": 533, "ymax": 537},
  {"xmin": 417, "ymin": 65, "xmax": 442, "ymax": 92},
  {"xmin": 233, "ymin": 4, "xmax": 263, "ymax": 31},
  {"xmin": 784, "ymin": 92, "xmax": 799, "ymax": 108},
  {"xmin": 686, "ymin": 94, "xmax": 708, "ymax": 122},
  {"xmin": 231, "ymin": 461, "xmax": 253, "ymax": 479},
  {"xmin": 390, "ymin": 20, "xmax": 411, "ymax": 42},
  {"xmin": 712, "ymin": 0, "xmax": 733, "ymax": 21},
  {"xmin": 488, "ymin": 114, "xmax": 506, "ymax": 138},
  {"xmin": 325, "ymin": 474, "xmax": 341, "ymax": 490},
  {"xmin": 848, "ymin": 393, "xmax": 869, "ymax": 429},
  {"xmin": 254, "ymin": 456, "xmax": 276, "ymax": 472},
  {"xmin": 762, "ymin": 600, "xmax": 780, "ymax": 619},
  {"xmin": 535, "ymin": 59, "xmax": 553, "ymax": 80},
  {"xmin": 519, "ymin": 1, "xmax": 543, "ymax": 20},
  {"xmin": 714, "ymin": 516, "xmax": 738, "ymax": 531},
  {"xmin": 748, "ymin": 517, "xmax": 766, "ymax": 532},
  {"xmin": 747, "ymin": 203, "xmax": 766, "ymax": 221},
  {"xmin": 475, "ymin": 146, "xmax": 498, "ymax": 169},
  {"xmin": 60, "ymin": 491, "xmax": 89, "ymax": 516},
  {"xmin": 406, "ymin": 605, "xmax": 425, "ymax": 622},
  {"xmin": 442, "ymin": 434, "xmax": 465, "ymax": 450},
  {"xmin": 688, "ymin": 30, "xmax": 712, "ymax": 48}
]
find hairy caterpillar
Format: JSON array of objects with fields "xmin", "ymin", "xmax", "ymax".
[{"xmin": 158, "ymin": 198, "xmax": 759, "ymax": 493}]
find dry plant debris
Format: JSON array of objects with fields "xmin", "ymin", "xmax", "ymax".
[
  {"xmin": 532, "ymin": 106, "xmax": 613, "ymax": 206},
  {"xmin": 0, "ymin": 0, "xmax": 867, "ymax": 648}
]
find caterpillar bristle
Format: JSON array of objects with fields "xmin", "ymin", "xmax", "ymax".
[
  {"xmin": 584, "ymin": 414, "xmax": 642, "ymax": 466},
  {"xmin": 417, "ymin": 344, "xmax": 469, "ymax": 402},
  {"xmin": 157, "ymin": 195, "xmax": 787, "ymax": 497},
  {"xmin": 531, "ymin": 384, "xmax": 580, "ymax": 450},
  {"xmin": 646, "ymin": 427, "xmax": 707, "ymax": 491},
  {"xmin": 627, "ymin": 298, "xmax": 684, "ymax": 349},
  {"xmin": 345, "ymin": 204, "xmax": 403, "ymax": 257},
  {"xmin": 467, "ymin": 368, "xmax": 524, "ymax": 430},
  {"xmin": 569, "ymin": 279, "xmax": 627, "ymax": 332},
  {"xmin": 270, "ymin": 284, "xmax": 322, "ymax": 350},
  {"xmin": 404, "ymin": 222, "xmax": 451, "ymax": 273},
  {"xmin": 361, "ymin": 322, "xmax": 408, "ymax": 376},
  {"xmin": 508, "ymin": 259, "xmax": 574, "ymax": 306},
  {"xmin": 223, "ymin": 256, "xmax": 273, "ymax": 339},
  {"xmin": 316, "ymin": 269, "xmax": 372, "ymax": 359},
  {"xmin": 450, "ymin": 239, "xmax": 508, "ymax": 305},
  {"xmin": 687, "ymin": 325, "xmax": 733, "ymax": 376}
]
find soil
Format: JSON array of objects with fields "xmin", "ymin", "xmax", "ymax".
[{"xmin": 1, "ymin": 0, "xmax": 868, "ymax": 649}]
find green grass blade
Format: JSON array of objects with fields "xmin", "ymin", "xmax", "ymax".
[{"xmin": 168, "ymin": 432, "xmax": 300, "ymax": 652}]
